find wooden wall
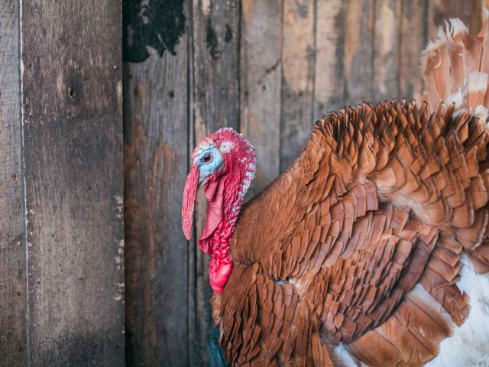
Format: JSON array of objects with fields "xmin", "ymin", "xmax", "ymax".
[
  {"xmin": 0, "ymin": 0, "xmax": 124, "ymax": 366},
  {"xmin": 0, "ymin": 1, "xmax": 486, "ymax": 367},
  {"xmin": 123, "ymin": 1, "xmax": 488, "ymax": 366}
]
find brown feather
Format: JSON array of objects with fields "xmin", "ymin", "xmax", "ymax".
[{"xmin": 210, "ymin": 12, "xmax": 489, "ymax": 367}]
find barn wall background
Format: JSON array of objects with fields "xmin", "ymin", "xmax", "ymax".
[
  {"xmin": 0, "ymin": 0, "xmax": 487, "ymax": 367},
  {"xmin": 123, "ymin": 1, "xmax": 488, "ymax": 366},
  {"xmin": 0, "ymin": 0, "xmax": 124, "ymax": 366}
]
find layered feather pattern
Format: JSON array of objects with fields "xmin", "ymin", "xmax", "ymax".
[{"xmin": 210, "ymin": 9, "xmax": 489, "ymax": 367}]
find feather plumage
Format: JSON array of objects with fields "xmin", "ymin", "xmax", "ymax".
[{"xmin": 194, "ymin": 8, "xmax": 489, "ymax": 367}]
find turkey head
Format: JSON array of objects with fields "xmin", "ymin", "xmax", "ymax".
[{"xmin": 182, "ymin": 128, "xmax": 256, "ymax": 293}]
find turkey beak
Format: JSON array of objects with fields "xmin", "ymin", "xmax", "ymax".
[{"xmin": 182, "ymin": 165, "xmax": 199, "ymax": 241}]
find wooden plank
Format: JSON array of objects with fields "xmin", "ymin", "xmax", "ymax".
[
  {"xmin": 192, "ymin": 0, "xmax": 240, "ymax": 134},
  {"xmin": 0, "ymin": 1, "xmax": 26, "ymax": 366},
  {"xmin": 190, "ymin": 0, "xmax": 240, "ymax": 365},
  {"xmin": 399, "ymin": 0, "xmax": 428, "ymax": 100},
  {"xmin": 314, "ymin": 0, "xmax": 345, "ymax": 119},
  {"xmin": 240, "ymin": 0, "xmax": 282, "ymax": 198},
  {"xmin": 20, "ymin": 1, "xmax": 124, "ymax": 365},
  {"xmin": 280, "ymin": 0, "xmax": 315, "ymax": 172},
  {"xmin": 467, "ymin": 0, "xmax": 485, "ymax": 34},
  {"xmin": 123, "ymin": 1, "xmax": 189, "ymax": 366},
  {"xmin": 428, "ymin": 0, "xmax": 456, "ymax": 40},
  {"xmin": 373, "ymin": 0, "xmax": 401, "ymax": 101},
  {"xmin": 343, "ymin": 0, "xmax": 375, "ymax": 106}
]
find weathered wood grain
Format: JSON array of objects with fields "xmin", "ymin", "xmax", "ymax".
[
  {"xmin": 123, "ymin": 1, "xmax": 190, "ymax": 367},
  {"xmin": 374, "ymin": 0, "xmax": 401, "ymax": 100},
  {"xmin": 20, "ymin": 0, "xmax": 124, "ymax": 365},
  {"xmin": 343, "ymin": 0, "xmax": 375, "ymax": 106},
  {"xmin": 399, "ymin": 0, "xmax": 427, "ymax": 100},
  {"xmin": 313, "ymin": 0, "xmax": 345, "ymax": 120},
  {"xmin": 191, "ymin": 0, "xmax": 240, "ymax": 365},
  {"xmin": 240, "ymin": 0, "xmax": 282, "ymax": 198},
  {"xmin": 192, "ymin": 0, "xmax": 240, "ymax": 135},
  {"xmin": 0, "ymin": 1, "xmax": 26, "ymax": 366},
  {"xmin": 280, "ymin": 0, "xmax": 315, "ymax": 171}
]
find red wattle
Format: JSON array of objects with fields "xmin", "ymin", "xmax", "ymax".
[
  {"xmin": 209, "ymin": 255, "xmax": 233, "ymax": 293},
  {"xmin": 182, "ymin": 165, "xmax": 199, "ymax": 241},
  {"xmin": 198, "ymin": 177, "xmax": 225, "ymax": 253}
]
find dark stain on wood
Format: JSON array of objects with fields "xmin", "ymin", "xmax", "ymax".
[
  {"xmin": 206, "ymin": 19, "xmax": 234, "ymax": 60},
  {"xmin": 225, "ymin": 24, "xmax": 233, "ymax": 43},
  {"xmin": 123, "ymin": 0, "xmax": 186, "ymax": 62},
  {"xmin": 206, "ymin": 17, "xmax": 220, "ymax": 60}
]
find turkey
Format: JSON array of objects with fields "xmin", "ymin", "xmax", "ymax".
[{"xmin": 182, "ymin": 10, "xmax": 489, "ymax": 367}]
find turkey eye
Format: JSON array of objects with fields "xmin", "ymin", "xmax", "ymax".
[{"xmin": 202, "ymin": 153, "xmax": 212, "ymax": 164}]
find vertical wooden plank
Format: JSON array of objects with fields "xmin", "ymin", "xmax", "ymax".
[
  {"xmin": 192, "ymin": 0, "xmax": 240, "ymax": 135},
  {"xmin": 0, "ymin": 1, "xmax": 26, "ymax": 366},
  {"xmin": 373, "ymin": 0, "xmax": 401, "ymax": 101},
  {"xmin": 123, "ymin": 1, "xmax": 189, "ymax": 367},
  {"xmin": 466, "ymin": 0, "xmax": 484, "ymax": 34},
  {"xmin": 280, "ymin": 0, "xmax": 315, "ymax": 172},
  {"xmin": 20, "ymin": 1, "xmax": 124, "ymax": 365},
  {"xmin": 240, "ymin": 0, "xmax": 282, "ymax": 198},
  {"xmin": 428, "ymin": 0, "xmax": 456, "ymax": 40},
  {"xmin": 399, "ymin": 0, "xmax": 428, "ymax": 100},
  {"xmin": 314, "ymin": 0, "xmax": 345, "ymax": 119},
  {"xmin": 191, "ymin": 0, "xmax": 240, "ymax": 365},
  {"xmin": 343, "ymin": 0, "xmax": 375, "ymax": 106}
]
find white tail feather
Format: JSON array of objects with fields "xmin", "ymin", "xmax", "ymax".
[{"xmin": 418, "ymin": 8, "xmax": 489, "ymax": 113}]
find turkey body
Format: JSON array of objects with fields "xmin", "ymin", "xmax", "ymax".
[
  {"xmin": 214, "ymin": 100, "xmax": 489, "ymax": 367},
  {"xmin": 205, "ymin": 12, "xmax": 489, "ymax": 367}
]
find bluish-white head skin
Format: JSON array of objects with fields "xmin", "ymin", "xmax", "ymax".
[{"xmin": 192, "ymin": 139, "xmax": 226, "ymax": 186}]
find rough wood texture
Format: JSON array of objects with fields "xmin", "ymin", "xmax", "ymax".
[
  {"xmin": 374, "ymin": 0, "xmax": 401, "ymax": 100},
  {"xmin": 21, "ymin": 0, "xmax": 124, "ymax": 365},
  {"xmin": 313, "ymin": 0, "xmax": 345, "ymax": 120},
  {"xmin": 399, "ymin": 0, "xmax": 428, "ymax": 99},
  {"xmin": 191, "ymin": 0, "xmax": 241, "ymax": 365},
  {"xmin": 123, "ymin": 1, "xmax": 190, "ymax": 366},
  {"xmin": 343, "ymin": 0, "xmax": 375, "ymax": 106},
  {"xmin": 280, "ymin": 0, "xmax": 315, "ymax": 171},
  {"xmin": 192, "ymin": 0, "xmax": 240, "ymax": 135},
  {"xmin": 0, "ymin": 1, "xmax": 26, "ymax": 366},
  {"xmin": 240, "ymin": 0, "xmax": 282, "ymax": 198}
]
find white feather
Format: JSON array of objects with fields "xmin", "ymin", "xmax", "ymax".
[
  {"xmin": 449, "ymin": 18, "xmax": 468, "ymax": 36},
  {"xmin": 426, "ymin": 256, "xmax": 489, "ymax": 367},
  {"xmin": 334, "ymin": 343, "xmax": 359, "ymax": 367},
  {"xmin": 447, "ymin": 91, "xmax": 464, "ymax": 109}
]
